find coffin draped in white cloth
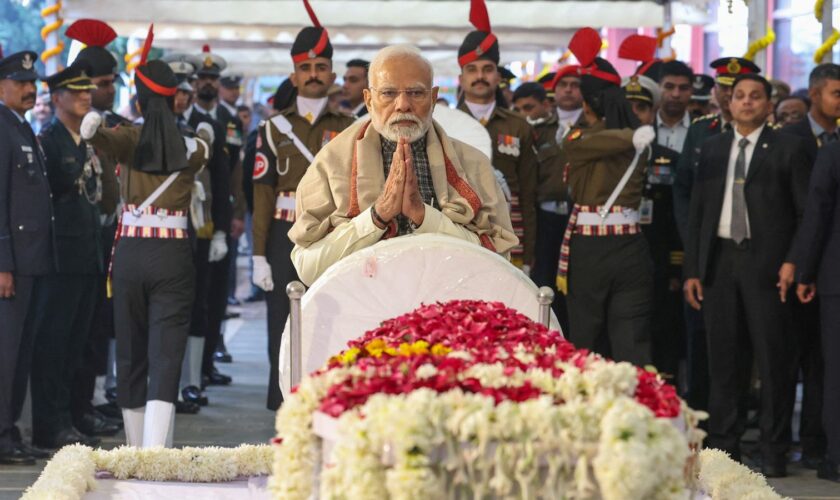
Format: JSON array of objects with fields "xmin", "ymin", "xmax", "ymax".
[{"xmin": 279, "ymin": 233, "xmax": 561, "ymax": 395}]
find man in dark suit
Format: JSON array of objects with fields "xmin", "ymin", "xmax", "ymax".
[
  {"xmin": 780, "ymin": 62, "xmax": 840, "ymax": 468},
  {"xmin": 683, "ymin": 74, "xmax": 810, "ymax": 477},
  {"xmin": 0, "ymin": 51, "xmax": 54, "ymax": 465},
  {"xmin": 343, "ymin": 59, "xmax": 369, "ymax": 117},
  {"xmin": 795, "ymin": 140, "xmax": 840, "ymax": 483}
]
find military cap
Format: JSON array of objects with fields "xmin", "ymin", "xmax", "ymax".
[
  {"xmin": 66, "ymin": 19, "xmax": 119, "ymax": 77},
  {"xmin": 43, "ymin": 61, "xmax": 97, "ymax": 92},
  {"xmin": 220, "ymin": 74, "xmax": 242, "ymax": 89},
  {"xmin": 691, "ymin": 74, "xmax": 715, "ymax": 101},
  {"xmin": 189, "ymin": 45, "xmax": 227, "ymax": 78},
  {"xmin": 291, "ymin": 0, "xmax": 333, "ymax": 63},
  {"xmin": 710, "ymin": 57, "xmax": 761, "ymax": 86},
  {"xmin": 569, "ymin": 28, "xmax": 621, "ymax": 92},
  {"xmin": 546, "ymin": 65, "xmax": 581, "ymax": 91},
  {"xmin": 162, "ymin": 53, "xmax": 196, "ymax": 92},
  {"xmin": 622, "ymin": 74, "xmax": 661, "ymax": 107},
  {"xmin": 0, "ymin": 51, "xmax": 39, "ymax": 81},
  {"xmin": 458, "ymin": 0, "xmax": 499, "ymax": 67},
  {"xmin": 499, "ymin": 66, "xmax": 516, "ymax": 89}
]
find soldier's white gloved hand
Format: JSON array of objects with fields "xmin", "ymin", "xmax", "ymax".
[
  {"xmin": 632, "ymin": 125, "xmax": 656, "ymax": 151},
  {"xmin": 208, "ymin": 231, "xmax": 228, "ymax": 262},
  {"xmin": 252, "ymin": 256, "xmax": 274, "ymax": 292},
  {"xmin": 80, "ymin": 112, "xmax": 102, "ymax": 141},
  {"xmin": 196, "ymin": 121, "xmax": 215, "ymax": 145}
]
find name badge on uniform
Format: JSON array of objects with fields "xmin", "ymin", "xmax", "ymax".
[
  {"xmin": 497, "ymin": 134, "xmax": 520, "ymax": 157},
  {"xmin": 21, "ymin": 145, "xmax": 34, "ymax": 164},
  {"xmin": 321, "ymin": 130, "xmax": 339, "ymax": 148},
  {"xmin": 639, "ymin": 198, "xmax": 654, "ymax": 224}
]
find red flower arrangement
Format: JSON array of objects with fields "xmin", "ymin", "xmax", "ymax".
[{"xmin": 316, "ymin": 300, "xmax": 681, "ymax": 419}]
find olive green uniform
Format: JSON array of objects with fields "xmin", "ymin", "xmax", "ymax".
[
  {"xmin": 252, "ymin": 104, "xmax": 354, "ymax": 410},
  {"xmin": 564, "ymin": 121, "xmax": 652, "ymax": 366}
]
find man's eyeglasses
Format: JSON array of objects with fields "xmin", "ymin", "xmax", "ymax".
[{"xmin": 369, "ymin": 87, "xmax": 432, "ymax": 103}]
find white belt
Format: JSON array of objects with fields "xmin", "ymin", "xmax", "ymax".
[
  {"xmin": 576, "ymin": 209, "xmax": 640, "ymax": 226},
  {"xmin": 275, "ymin": 194, "xmax": 296, "ymax": 211},
  {"xmin": 122, "ymin": 212, "xmax": 188, "ymax": 230}
]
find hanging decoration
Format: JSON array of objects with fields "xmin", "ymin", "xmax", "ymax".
[
  {"xmin": 40, "ymin": 1, "xmax": 64, "ymax": 67},
  {"xmin": 815, "ymin": 29, "xmax": 840, "ymax": 63},
  {"xmin": 743, "ymin": 26, "xmax": 776, "ymax": 61},
  {"xmin": 815, "ymin": 0, "xmax": 825, "ymax": 22}
]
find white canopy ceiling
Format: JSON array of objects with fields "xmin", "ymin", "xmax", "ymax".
[{"xmin": 63, "ymin": 0, "xmax": 711, "ymax": 76}]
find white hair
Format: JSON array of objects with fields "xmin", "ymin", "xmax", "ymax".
[{"xmin": 368, "ymin": 44, "xmax": 435, "ymax": 87}]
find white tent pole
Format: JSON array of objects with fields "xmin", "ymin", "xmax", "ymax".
[
  {"xmin": 822, "ymin": 0, "xmax": 834, "ymax": 63},
  {"xmin": 747, "ymin": 0, "xmax": 769, "ymax": 72}
]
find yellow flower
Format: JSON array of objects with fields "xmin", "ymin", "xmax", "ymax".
[
  {"xmin": 365, "ymin": 339, "xmax": 389, "ymax": 358},
  {"xmin": 335, "ymin": 347, "xmax": 361, "ymax": 365},
  {"xmin": 398, "ymin": 340, "xmax": 430, "ymax": 357},
  {"xmin": 431, "ymin": 344, "xmax": 452, "ymax": 356}
]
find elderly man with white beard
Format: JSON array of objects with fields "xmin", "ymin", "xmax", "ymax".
[{"xmin": 288, "ymin": 45, "xmax": 517, "ymax": 286}]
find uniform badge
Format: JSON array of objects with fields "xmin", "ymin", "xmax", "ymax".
[
  {"xmin": 253, "ymin": 152, "xmax": 269, "ymax": 179},
  {"xmin": 567, "ymin": 129, "xmax": 582, "ymax": 142},
  {"xmin": 226, "ymin": 122, "xmax": 243, "ymax": 146},
  {"xmin": 321, "ymin": 130, "xmax": 339, "ymax": 147},
  {"xmin": 497, "ymin": 134, "xmax": 520, "ymax": 157},
  {"xmin": 22, "ymin": 54, "xmax": 33, "ymax": 70},
  {"xmin": 726, "ymin": 58, "xmax": 741, "ymax": 74},
  {"xmin": 204, "ymin": 56, "xmax": 214, "ymax": 69}
]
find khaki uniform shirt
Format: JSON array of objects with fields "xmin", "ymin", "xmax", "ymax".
[
  {"xmin": 458, "ymin": 102, "xmax": 538, "ymax": 264},
  {"xmin": 87, "ymin": 125, "xmax": 209, "ymax": 211},
  {"xmin": 565, "ymin": 121, "xmax": 647, "ymax": 209},
  {"xmin": 251, "ymin": 104, "xmax": 355, "ymax": 256},
  {"xmin": 533, "ymin": 113, "xmax": 572, "ymax": 204},
  {"xmin": 288, "ymin": 119, "xmax": 518, "ymax": 286}
]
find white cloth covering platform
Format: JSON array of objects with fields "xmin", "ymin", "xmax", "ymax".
[
  {"xmin": 83, "ymin": 475, "xmax": 270, "ymax": 500},
  {"xmin": 280, "ymin": 233, "xmax": 561, "ymax": 395}
]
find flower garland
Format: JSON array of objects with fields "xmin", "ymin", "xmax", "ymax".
[
  {"xmin": 744, "ymin": 27, "xmax": 776, "ymax": 62},
  {"xmin": 697, "ymin": 449, "xmax": 788, "ymax": 499},
  {"xmin": 21, "ymin": 444, "xmax": 272, "ymax": 500},
  {"xmin": 272, "ymin": 300, "xmax": 706, "ymax": 499},
  {"xmin": 815, "ymin": 29, "xmax": 840, "ymax": 63}
]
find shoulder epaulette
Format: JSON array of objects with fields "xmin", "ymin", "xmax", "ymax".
[{"xmin": 691, "ymin": 113, "xmax": 716, "ymax": 125}]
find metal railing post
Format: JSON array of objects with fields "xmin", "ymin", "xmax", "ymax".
[
  {"xmin": 537, "ymin": 286, "xmax": 554, "ymax": 329},
  {"xmin": 286, "ymin": 281, "xmax": 306, "ymax": 388}
]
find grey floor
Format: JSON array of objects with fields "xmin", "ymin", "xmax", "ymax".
[{"xmin": 1, "ymin": 261, "xmax": 839, "ymax": 499}]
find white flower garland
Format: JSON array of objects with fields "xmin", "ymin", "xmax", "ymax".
[
  {"xmin": 21, "ymin": 444, "xmax": 272, "ymax": 500},
  {"xmin": 697, "ymin": 449, "xmax": 790, "ymax": 500}
]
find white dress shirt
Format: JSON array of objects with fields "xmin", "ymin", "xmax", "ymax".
[
  {"xmin": 656, "ymin": 111, "xmax": 691, "ymax": 152},
  {"xmin": 555, "ymin": 107, "xmax": 583, "ymax": 142},
  {"xmin": 296, "ymin": 96, "xmax": 327, "ymax": 123},
  {"xmin": 717, "ymin": 123, "xmax": 766, "ymax": 239},
  {"xmin": 464, "ymin": 100, "xmax": 495, "ymax": 123}
]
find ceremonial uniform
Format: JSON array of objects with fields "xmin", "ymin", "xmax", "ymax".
[
  {"xmin": 253, "ymin": 102, "xmax": 353, "ymax": 409},
  {"xmin": 187, "ymin": 47, "xmax": 238, "ymax": 381},
  {"xmin": 531, "ymin": 112, "xmax": 572, "ymax": 331},
  {"xmin": 555, "ymin": 27, "xmax": 654, "ymax": 366},
  {"xmin": 27, "ymin": 64, "xmax": 108, "ymax": 449},
  {"xmin": 456, "ymin": 2, "xmax": 538, "ymax": 269},
  {"xmin": 251, "ymin": 5, "xmax": 355, "ymax": 410},
  {"xmin": 0, "ymin": 52, "xmax": 54, "ymax": 464},
  {"xmin": 83, "ymin": 49, "xmax": 210, "ymax": 448},
  {"xmin": 65, "ymin": 19, "xmax": 130, "ymax": 426},
  {"xmin": 562, "ymin": 121, "xmax": 653, "ymax": 365},
  {"xmin": 458, "ymin": 102, "xmax": 538, "ymax": 267}
]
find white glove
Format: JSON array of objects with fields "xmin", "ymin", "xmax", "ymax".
[
  {"xmin": 196, "ymin": 121, "xmax": 215, "ymax": 145},
  {"xmin": 80, "ymin": 112, "xmax": 102, "ymax": 141},
  {"xmin": 632, "ymin": 125, "xmax": 656, "ymax": 151},
  {"xmin": 208, "ymin": 231, "xmax": 228, "ymax": 263},
  {"xmin": 252, "ymin": 255, "xmax": 274, "ymax": 292}
]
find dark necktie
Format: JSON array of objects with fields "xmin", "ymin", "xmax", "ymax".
[
  {"xmin": 730, "ymin": 137, "xmax": 750, "ymax": 244},
  {"xmin": 820, "ymin": 130, "xmax": 839, "ymax": 145}
]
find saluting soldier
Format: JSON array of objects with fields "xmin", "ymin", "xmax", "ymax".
[
  {"xmin": 80, "ymin": 30, "xmax": 212, "ymax": 448},
  {"xmin": 185, "ymin": 46, "xmax": 236, "ymax": 385},
  {"xmin": 556, "ymin": 28, "xmax": 655, "ymax": 366},
  {"xmin": 456, "ymin": 0, "xmax": 538, "ymax": 273},
  {"xmin": 63, "ymin": 17, "xmax": 127, "ymax": 430},
  {"xmin": 251, "ymin": 0, "xmax": 355, "ymax": 410},
  {"xmin": 30, "ymin": 62, "xmax": 121, "ymax": 451},
  {"xmin": 0, "ymin": 50, "xmax": 54, "ymax": 465},
  {"xmin": 672, "ymin": 56, "xmax": 760, "ymax": 412},
  {"xmin": 166, "ymin": 53, "xmax": 230, "ymax": 408}
]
